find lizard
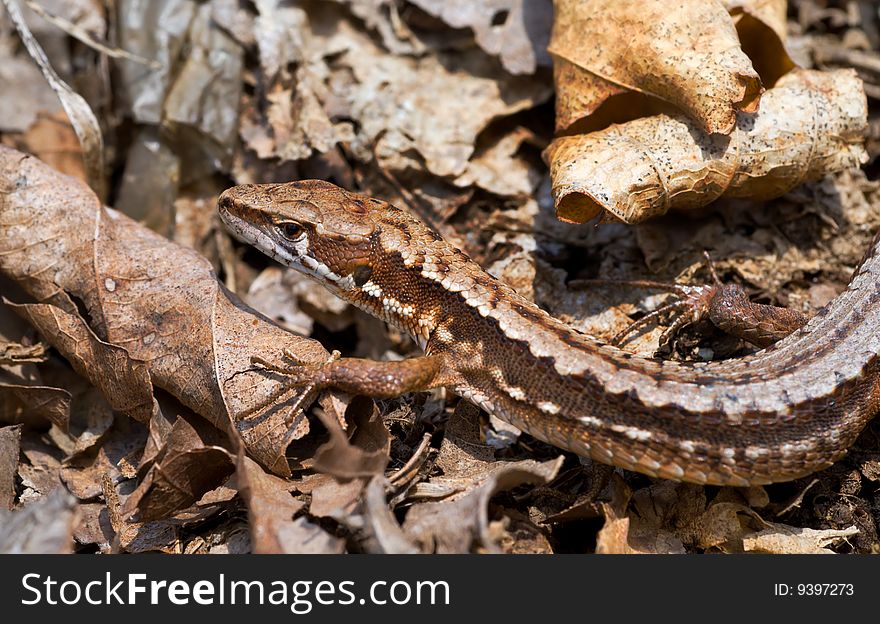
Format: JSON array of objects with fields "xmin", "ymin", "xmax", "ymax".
[{"xmin": 218, "ymin": 180, "xmax": 880, "ymax": 487}]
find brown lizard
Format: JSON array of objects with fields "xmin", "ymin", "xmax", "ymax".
[{"xmin": 218, "ymin": 180, "xmax": 880, "ymax": 486}]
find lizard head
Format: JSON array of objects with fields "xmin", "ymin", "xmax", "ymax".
[{"xmin": 218, "ymin": 180, "xmax": 407, "ymax": 300}]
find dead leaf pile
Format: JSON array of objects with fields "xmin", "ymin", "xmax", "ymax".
[{"xmin": 1, "ymin": 0, "xmax": 879, "ymax": 554}]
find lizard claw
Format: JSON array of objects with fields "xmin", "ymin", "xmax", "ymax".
[
  {"xmin": 240, "ymin": 351, "xmax": 341, "ymax": 422},
  {"xmin": 572, "ymin": 251, "xmax": 727, "ymax": 351}
]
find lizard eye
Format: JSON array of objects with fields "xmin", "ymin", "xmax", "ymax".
[{"xmin": 279, "ymin": 222, "xmax": 305, "ymax": 240}]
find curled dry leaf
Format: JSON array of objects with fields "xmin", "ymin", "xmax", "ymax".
[
  {"xmin": 6, "ymin": 300, "xmax": 155, "ymax": 423},
  {"xmin": 0, "ymin": 146, "xmax": 341, "ymax": 476},
  {"xmin": 0, "ymin": 379, "xmax": 70, "ymax": 430},
  {"xmin": 402, "ymin": 456, "xmax": 564, "ymax": 553},
  {"xmin": 312, "ymin": 399, "xmax": 390, "ymax": 480},
  {"xmin": 60, "ymin": 420, "xmax": 147, "ymax": 500},
  {"xmin": 743, "ymin": 524, "xmax": 859, "ymax": 554},
  {"xmin": 547, "ymin": 69, "xmax": 868, "ymax": 224},
  {"xmin": 237, "ymin": 453, "xmax": 345, "ymax": 554},
  {"xmin": 722, "ymin": 0, "xmax": 794, "ymax": 84},
  {"xmin": 549, "ymin": 0, "xmax": 762, "ymax": 135},
  {"xmin": 595, "ymin": 475, "xmax": 687, "ymax": 554},
  {"xmin": 123, "ymin": 415, "xmax": 234, "ymax": 522}
]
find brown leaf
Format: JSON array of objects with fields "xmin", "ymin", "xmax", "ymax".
[
  {"xmin": 0, "ymin": 487, "xmax": 76, "ymax": 553},
  {"xmin": 2, "ymin": 0, "xmax": 105, "ymax": 198},
  {"xmin": 7, "ymin": 300, "xmax": 156, "ymax": 423},
  {"xmin": 0, "ymin": 146, "xmax": 339, "ymax": 476},
  {"xmin": 547, "ymin": 69, "xmax": 868, "ymax": 223},
  {"xmin": 60, "ymin": 420, "xmax": 147, "ymax": 500},
  {"xmin": 549, "ymin": 0, "xmax": 762, "ymax": 135},
  {"xmin": 47, "ymin": 386, "xmax": 114, "ymax": 458},
  {"xmin": 0, "ymin": 425, "xmax": 21, "ymax": 510},
  {"xmin": 123, "ymin": 415, "xmax": 235, "ymax": 522},
  {"xmin": 595, "ymin": 475, "xmax": 687, "ymax": 554},
  {"xmin": 19, "ymin": 110, "xmax": 88, "ymax": 183},
  {"xmin": 312, "ymin": 399, "xmax": 390, "ymax": 480},
  {"xmin": 454, "ymin": 126, "xmax": 543, "ymax": 197},
  {"xmin": 237, "ymin": 453, "xmax": 345, "ymax": 553},
  {"xmin": 0, "ymin": 380, "xmax": 70, "ymax": 430},
  {"xmin": 72, "ymin": 502, "xmax": 114, "ymax": 552},
  {"xmin": 309, "ymin": 475, "xmax": 366, "ymax": 520},
  {"xmin": 17, "ymin": 437, "xmax": 63, "ymax": 503}
]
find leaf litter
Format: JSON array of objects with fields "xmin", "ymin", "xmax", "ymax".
[{"xmin": 0, "ymin": 0, "xmax": 878, "ymax": 554}]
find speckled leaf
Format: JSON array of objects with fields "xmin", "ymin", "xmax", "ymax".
[
  {"xmin": 550, "ymin": 0, "xmax": 762, "ymax": 135},
  {"xmin": 547, "ymin": 69, "xmax": 868, "ymax": 223}
]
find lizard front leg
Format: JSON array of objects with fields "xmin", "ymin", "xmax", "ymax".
[{"xmin": 252, "ymin": 351, "xmax": 452, "ymax": 399}]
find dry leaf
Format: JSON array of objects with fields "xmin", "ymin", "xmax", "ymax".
[
  {"xmin": 408, "ymin": 0, "xmax": 553, "ymax": 75},
  {"xmin": 312, "ymin": 400, "xmax": 390, "ymax": 480},
  {"xmin": 0, "ymin": 146, "xmax": 342, "ymax": 476},
  {"xmin": 454, "ymin": 126, "xmax": 543, "ymax": 197},
  {"xmin": 0, "ymin": 487, "xmax": 76, "ymax": 553},
  {"xmin": 595, "ymin": 476, "xmax": 687, "ymax": 554},
  {"xmin": 72, "ymin": 502, "xmax": 114, "ymax": 552},
  {"xmin": 722, "ymin": 0, "xmax": 794, "ymax": 84},
  {"xmin": 0, "ymin": 424, "xmax": 21, "ymax": 510},
  {"xmin": 60, "ymin": 420, "xmax": 147, "ymax": 500},
  {"xmin": 17, "ymin": 437, "xmax": 63, "ymax": 503},
  {"xmin": 357, "ymin": 475, "xmax": 420, "ymax": 554},
  {"xmin": 237, "ymin": 453, "xmax": 345, "ymax": 554},
  {"xmin": 403, "ymin": 456, "xmax": 563, "ymax": 553},
  {"xmin": 547, "ymin": 69, "xmax": 868, "ymax": 223},
  {"xmin": 549, "ymin": 0, "xmax": 762, "ymax": 135},
  {"xmin": 2, "ymin": 0, "xmax": 105, "ymax": 198},
  {"xmin": 309, "ymin": 475, "xmax": 366, "ymax": 520},
  {"xmin": 743, "ymin": 524, "xmax": 859, "ymax": 554},
  {"xmin": 7, "ymin": 300, "xmax": 156, "ymax": 423},
  {"xmin": 0, "ymin": 379, "xmax": 70, "ymax": 430},
  {"xmin": 123, "ymin": 415, "xmax": 234, "ymax": 522}
]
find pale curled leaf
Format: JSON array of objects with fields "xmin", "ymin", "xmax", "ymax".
[
  {"xmin": 0, "ymin": 146, "xmax": 337, "ymax": 476},
  {"xmin": 547, "ymin": 69, "xmax": 868, "ymax": 224},
  {"xmin": 743, "ymin": 524, "xmax": 859, "ymax": 554},
  {"xmin": 722, "ymin": 0, "xmax": 794, "ymax": 85},
  {"xmin": 408, "ymin": 0, "xmax": 553, "ymax": 75},
  {"xmin": 549, "ymin": 0, "xmax": 762, "ymax": 135}
]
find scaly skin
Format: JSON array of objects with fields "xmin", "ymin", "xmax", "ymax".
[{"xmin": 219, "ymin": 180, "xmax": 880, "ymax": 486}]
